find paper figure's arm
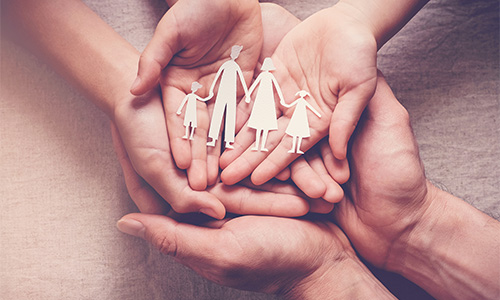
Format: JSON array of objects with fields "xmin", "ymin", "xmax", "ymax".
[
  {"xmin": 208, "ymin": 65, "xmax": 224, "ymax": 99},
  {"xmin": 246, "ymin": 74, "xmax": 263, "ymax": 103},
  {"xmin": 176, "ymin": 95, "xmax": 189, "ymax": 115},
  {"xmin": 236, "ymin": 65, "xmax": 250, "ymax": 98},
  {"xmin": 271, "ymin": 75, "xmax": 285, "ymax": 105},
  {"xmin": 281, "ymin": 99, "xmax": 298, "ymax": 109},
  {"xmin": 197, "ymin": 95, "xmax": 211, "ymax": 102},
  {"xmin": 306, "ymin": 102, "xmax": 322, "ymax": 118}
]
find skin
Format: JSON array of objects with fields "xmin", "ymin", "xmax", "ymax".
[
  {"xmin": 130, "ymin": 0, "xmax": 263, "ymax": 190},
  {"xmin": 118, "ymin": 74, "xmax": 500, "ymax": 300},
  {"xmin": 1, "ymin": 0, "xmax": 311, "ymax": 219},
  {"xmin": 220, "ymin": 0, "xmax": 429, "ymax": 187}
]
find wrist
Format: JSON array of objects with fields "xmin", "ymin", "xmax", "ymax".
[
  {"xmin": 284, "ymin": 253, "xmax": 395, "ymax": 300},
  {"xmin": 390, "ymin": 182, "xmax": 500, "ymax": 299}
]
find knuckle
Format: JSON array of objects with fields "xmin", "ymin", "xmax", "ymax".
[{"xmin": 153, "ymin": 233, "xmax": 178, "ymax": 257}]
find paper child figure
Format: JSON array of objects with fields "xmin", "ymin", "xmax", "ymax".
[
  {"xmin": 206, "ymin": 45, "xmax": 249, "ymax": 149},
  {"xmin": 245, "ymin": 57, "xmax": 283, "ymax": 152},
  {"xmin": 281, "ymin": 90, "xmax": 322, "ymax": 154},
  {"xmin": 176, "ymin": 81, "xmax": 210, "ymax": 140}
]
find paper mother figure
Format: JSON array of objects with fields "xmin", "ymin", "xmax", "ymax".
[{"xmin": 245, "ymin": 57, "xmax": 284, "ymax": 151}]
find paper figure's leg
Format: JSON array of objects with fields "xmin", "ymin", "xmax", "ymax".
[
  {"xmin": 189, "ymin": 126, "xmax": 195, "ymax": 140},
  {"xmin": 288, "ymin": 136, "xmax": 297, "ymax": 153},
  {"xmin": 224, "ymin": 99, "xmax": 236, "ymax": 149},
  {"xmin": 252, "ymin": 129, "xmax": 261, "ymax": 151},
  {"xmin": 207, "ymin": 103, "xmax": 226, "ymax": 147},
  {"xmin": 261, "ymin": 129, "xmax": 269, "ymax": 152},
  {"xmin": 297, "ymin": 136, "xmax": 304, "ymax": 154},
  {"xmin": 183, "ymin": 125, "xmax": 189, "ymax": 140}
]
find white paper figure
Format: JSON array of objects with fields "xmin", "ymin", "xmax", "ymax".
[
  {"xmin": 246, "ymin": 58, "xmax": 283, "ymax": 152},
  {"xmin": 176, "ymin": 81, "xmax": 210, "ymax": 140},
  {"xmin": 281, "ymin": 90, "xmax": 322, "ymax": 154},
  {"xmin": 206, "ymin": 45, "xmax": 249, "ymax": 149}
]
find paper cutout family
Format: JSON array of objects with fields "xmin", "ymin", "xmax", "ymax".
[{"xmin": 176, "ymin": 45, "xmax": 321, "ymax": 154}]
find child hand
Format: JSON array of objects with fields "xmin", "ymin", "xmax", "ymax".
[
  {"xmin": 130, "ymin": 0, "xmax": 263, "ymax": 190},
  {"xmin": 220, "ymin": 3, "xmax": 378, "ymax": 185}
]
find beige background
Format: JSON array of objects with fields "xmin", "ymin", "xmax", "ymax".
[{"xmin": 1, "ymin": 0, "xmax": 498, "ymax": 299}]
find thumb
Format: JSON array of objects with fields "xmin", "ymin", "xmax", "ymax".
[
  {"xmin": 130, "ymin": 13, "xmax": 181, "ymax": 95},
  {"xmin": 329, "ymin": 79, "xmax": 376, "ymax": 160},
  {"xmin": 117, "ymin": 213, "xmax": 220, "ymax": 259}
]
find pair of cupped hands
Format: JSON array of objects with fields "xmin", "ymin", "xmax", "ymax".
[{"xmin": 114, "ymin": 0, "xmax": 431, "ymax": 295}]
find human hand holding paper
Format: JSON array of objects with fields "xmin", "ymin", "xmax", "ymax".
[
  {"xmin": 130, "ymin": 0, "xmax": 262, "ymax": 190},
  {"xmin": 220, "ymin": 5, "xmax": 377, "ymax": 185}
]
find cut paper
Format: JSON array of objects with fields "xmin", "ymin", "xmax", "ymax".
[
  {"xmin": 177, "ymin": 81, "xmax": 210, "ymax": 140},
  {"xmin": 246, "ymin": 57, "xmax": 283, "ymax": 152},
  {"xmin": 206, "ymin": 45, "xmax": 249, "ymax": 149},
  {"xmin": 281, "ymin": 90, "xmax": 322, "ymax": 154}
]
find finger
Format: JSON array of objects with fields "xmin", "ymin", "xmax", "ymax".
[
  {"xmin": 290, "ymin": 156, "xmax": 326, "ymax": 199},
  {"xmin": 219, "ymin": 122, "xmax": 255, "ymax": 170},
  {"xmin": 308, "ymin": 199, "xmax": 335, "ymax": 214},
  {"xmin": 275, "ymin": 167, "xmax": 290, "ymax": 181},
  {"xmin": 130, "ymin": 12, "xmax": 180, "ymax": 95},
  {"xmin": 329, "ymin": 78, "xmax": 376, "ymax": 160},
  {"xmin": 185, "ymin": 95, "xmax": 211, "ymax": 190},
  {"xmin": 117, "ymin": 213, "xmax": 223, "ymax": 262},
  {"xmin": 207, "ymin": 134, "xmax": 222, "ymax": 186},
  {"xmin": 162, "ymin": 81, "xmax": 192, "ymax": 170},
  {"xmin": 251, "ymin": 110, "xmax": 330, "ymax": 186},
  {"xmin": 110, "ymin": 122, "xmax": 170, "ymax": 214},
  {"xmin": 319, "ymin": 138, "xmax": 349, "ymax": 184},
  {"xmin": 220, "ymin": 116, "xmax": 289, "ymax": 185},
  {"xmin": 115, "ymin": 92, "xmax": 225, "ymax": 219},
  {"xmin": 304, "ymin": 147, "xmax": 344, "ymax": 204},
  {"xmin": 209, "ymin": 182, "xmax": 309, "ymax": 217}
]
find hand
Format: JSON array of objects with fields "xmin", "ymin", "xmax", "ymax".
[
  {"xmin": 220, "ymin": 3, "xmax": 378, "ymax": 186},
  {"xmin": 116, "ymin": 212, "xmax": 376, "ymax": 298},
  {"xmin": 287, "ymin": 137, "xmax": 350, "ymax": 211},
  {"xmin": 130, "ymin": 0, "xmax": 263, "ymax": 190},
  {"xmin": 112, "ymin": 90, "xmax": 226, "ymax": 218},
  {"xmin": 333, "ymin": 73, "xmax": 430, "ymax": 268},
  {"xmin": 111, "ymin": 104, "xmax": 311, "ymax": 217}
]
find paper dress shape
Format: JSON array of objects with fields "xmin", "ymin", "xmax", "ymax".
[
  {"xmin": 206, "ymin": 45, "xmax": 249, "ymax": 149},
  {"xmin": 176, "ymin": 81, "xmax": 209, "ymax": 140},
  {"xmin": 281, "ymin": 90, "xmax": 321, "ymax": 154},
  {"xmin": 246, "ymin": 57, "xmax": 283, "ymax": 152}
]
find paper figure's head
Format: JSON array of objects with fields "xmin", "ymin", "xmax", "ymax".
[
  {"xmin": 191, "ymin": 81, "xmax": 202, "ymax": 92},
  {"xmin": 296, "ymin": 90, "xmax": 311, "ymax": 98},
  {"xmin": 230, "ymin": 45, "xmax": 243, "ymax": 60},
  {"xmin": 261, "ymin": 57, "xmax": 276, "ymax": 71}
]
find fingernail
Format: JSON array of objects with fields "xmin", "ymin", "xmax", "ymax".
[
  {"xmin": 130, "ymin": 76, "xmax": 141, "ymax": 92},
  {"xmin": 199, "ymin": 208, "xmax": 220, "ymax": 219},
  {"xmin": 117, "ymin": 218, "xmax": 145, "ymax": 239}
]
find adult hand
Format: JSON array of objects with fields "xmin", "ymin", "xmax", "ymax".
[
  {"xmin": 334, "ymin": 73, "xmax": 429, "ymax": 268},
  {"xmin": 130, "ymin": 0, "xmax": 263, "ymax": 190},
  {"xmin": 220, "ymin": 3, "xmax": 378, "ymax": 186},
  {"xmin": 335, "ymin": 73, "xmax": 500, "ymax": 300},
  {"xmin": 116, "ymin": 212, "xmax": 395, "ymax": 299}
]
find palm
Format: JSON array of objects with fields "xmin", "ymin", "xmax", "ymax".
[
  {"xmin": 158, "ymin": 0, "xmax": 263, "ymax": 189},
  {"xmin": 334, "ymin": 78, "xmax": 429, "ymax": 268},
  {"xmin": 165, "ymin": 214, "xmax": 350, "ymax": 294},
  {"xmin": 112, "ymin": 89, "xmax": 226, "ymax": 218},
  {"xmin": 220, "ymin": 6, "xmax": 378, "ymax": 186}
]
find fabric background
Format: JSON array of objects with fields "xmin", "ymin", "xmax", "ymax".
[{"xmin": 1, "ymin": 0, "xmax": 498, "ymax": 299}]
